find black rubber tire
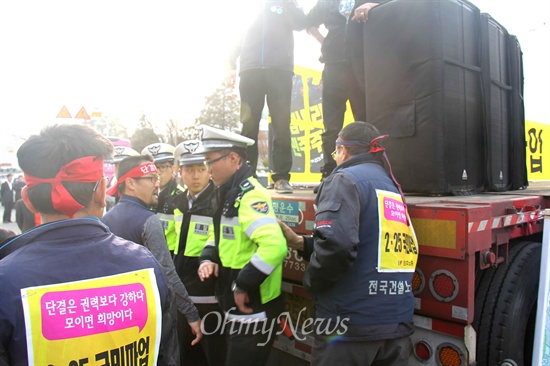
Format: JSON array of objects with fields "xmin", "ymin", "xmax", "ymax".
[{"xmin": 474, "ymin": 241, "xmax": 541, "ymax": 366}]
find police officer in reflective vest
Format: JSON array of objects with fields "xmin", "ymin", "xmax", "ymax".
[
  {"xmin": 197, "ymin": 125, "xmax": 287, "ymax": 366},
  {"xmin": 172, "ymin": 140, "xmax": 226, "ymax": 365},
  {"xmin": 142, "ymin": 143, "xmax": 184, "ymax": 254}
]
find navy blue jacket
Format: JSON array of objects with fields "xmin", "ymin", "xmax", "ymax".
[
  {"xmin": 303, "ymin": 153, "xmax": 415, "ymax": 341},
  {"xmin": 0, "ymin": 217, "xmax": 178, "ymax": 365},
  {"xmin": 102, "ymin": 195, "xmax": 199, "ymax": 322},
  {"xmin": 229, "ymin": 1, "xmax": 307, "ymax": 73}
]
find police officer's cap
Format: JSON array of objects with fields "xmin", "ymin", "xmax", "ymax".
[
  {"xmin": 141, "ymin": 143, "xmax": 175, "ymax": 163},
  {"xmin": 195, "ymin": 125, "xmax": 254, "ymax": 154},
  {"xmin": 110, "ymin": 146, "xmax": 140, "ymax": 164},
  {"xmin": 174, "ymin": 140, "xmax": 205, "ymax": 166}
]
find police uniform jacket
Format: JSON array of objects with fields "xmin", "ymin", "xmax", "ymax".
[
  {"xmin": 200, "ymin": 165, "xmax": 287, "ymax": 320},
  {"xmin": 303, "ymin": 152, "xmax": 417, "ymax": 341},
  {"xmin": 173, "ymin": 181, "xmax": 217, "ymax": 302},
  {"xmin": 0, "ymin": 217, "xmax": 179, "ymax": 365},
  {"xmin": 102, "ymin": 195, "xmax": 199, "ymax": 323},
  {"xmin": 156, "ymin": 178, "xmax": 185, "ymax": 252}
]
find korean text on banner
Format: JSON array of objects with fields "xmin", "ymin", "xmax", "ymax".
[{"xmin": 21, "ymin": 268, "xmax": 162, "ymax": 365}]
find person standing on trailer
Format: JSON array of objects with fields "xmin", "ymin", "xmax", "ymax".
[
  {"xmin": 305, "ymin": 1, "xmax": 380, "ymax": 188},
  {"xmin": 227, "ymin": 0, "xmax": 308, "ymax": 194}
]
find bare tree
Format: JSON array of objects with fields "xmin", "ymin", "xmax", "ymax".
[{"xmin": 195, "ymin": 82, "xmax": 240, "ymax": 132}]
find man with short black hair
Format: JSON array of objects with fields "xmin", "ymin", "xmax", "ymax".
[
  {"xmin": 280, "ymin": 121, "xmax": 419, "ymax": 366},
  {"xmin": 0, "ymin": 124, "xmax": 179, "ymax": 364},
  {"xmin": 102, "ymin": 154, "xmax": 202, "ymax": 349}
]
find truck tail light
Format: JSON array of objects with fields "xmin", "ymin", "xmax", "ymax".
[
  {"xmin": 413, "ymin": 340, "xmax": 432, "ymax": 362},
  {"xmin": 412, "ymin": 268, "xmax": 425, "ymax": 295},
  {"xmin": 437, "ymin": 343, "xmax": 464, "ymax": 366},
  {"xmin": 429, "ymin": 270, "xmax": 458, "ymax": 302}
]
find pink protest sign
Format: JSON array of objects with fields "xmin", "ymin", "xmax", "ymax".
[
  {"xmin": 383, "ymin": 196, "xmax": 407, "ymax": 225},
  {"xmin": 40, "ymin": 283, "xmax": 148, "ymax": 340}
]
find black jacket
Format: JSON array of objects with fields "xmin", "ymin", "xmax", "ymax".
[
  {"xmin": 0, "ymin": 181, "xmax": 13, "ymax": 206},
  {"xmin": 306, "ymin": 0, "xmax": 381, "ymax": 64},
  {"xmin": 229, "ymin": 1, "xmax": 307, "ymax": 73}
]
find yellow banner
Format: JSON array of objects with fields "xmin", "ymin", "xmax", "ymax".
[
  {"xmin": 268, "ymin": 66, "xmax": 355, "ymax": 185},
  {"xmin": 375, "ymin": 190, "xmax": 418, "ymax": 272},
  {"xmin": 526, "ymin": 120, "xmax": 549, "ymax": 181},
  {"xmin": 21, "ymin": 269, "xmax": 161, "ymax": 365}
]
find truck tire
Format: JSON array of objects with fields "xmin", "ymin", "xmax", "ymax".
[{"xmin": 474, "ymin": 241, "xmax": 541, "ymax": 366}]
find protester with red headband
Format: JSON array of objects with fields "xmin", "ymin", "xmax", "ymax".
[
  {"xmin": 0, "ymin": 124, "xmax": 179, "ymax": 364},
  {"xmin": 102, "ymin": 154, "xmax": 202, "ymax": 353},
  {"xmin": 279, "ymin": 121, "xmax": 419, "ymax": 366}
]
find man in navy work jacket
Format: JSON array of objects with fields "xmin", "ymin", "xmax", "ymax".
[
  {"xmin": 102, "ymin": 154, "xmax": 202, "ymax": 351},
  {"xmin": 280, "ymin": 121, "xmax": 419, "ymax": 366},
  {"xmin": 0, "ymin": 124, "xmax": 179, "ymax": 365}
]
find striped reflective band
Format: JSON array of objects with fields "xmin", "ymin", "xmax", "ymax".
[
  {"xmin": 189, "ymin": 295, "xmax": 218, "ymax": 304},
  {"xmin": 191, "ymin": 215, "xmax": 213, "ymax": 225},
  {"xmin": 157, "ymin": 213, "xmax": 174, "ymax": 221},
  {"xmin": 226, "ymin": 311, "xmax": 267, "ymax": 323},
  {"xmin": 468, "ymin": 210, "xmax": 543, "ymax": 233},
  {"xmin": 251, "ymin": 253, "xmax": 276, "ymax": 275},
  {"xmin": 221, "ymin": 216, "xmax": 239, "ymax": 226},
  {"xmin": 245, "ymin": 217, "xmax": 278, "ymax": 238},
  {"xmin": 205, "ymin": 240, "xmax": 215, "ymax": 247}
]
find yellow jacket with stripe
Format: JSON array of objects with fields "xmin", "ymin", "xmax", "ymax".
[
  {"xmin": 200, "ymin": 166, "xmax": 287, "ymax": 317},
  {"xmin": 156, "ymin": 178, "xmax": 185, "ymax": 252},
  {"xmin": 173, "ymin": 182, "xmax": 217, "ymax": 301}
]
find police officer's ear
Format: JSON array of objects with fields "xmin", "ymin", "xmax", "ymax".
[{"xmin": 228, "ymin": 151, "xmax": 242, "ymax": 167}]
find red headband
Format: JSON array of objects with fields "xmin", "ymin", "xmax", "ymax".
[
  {"xmin": 24, "ymin": 156, "xmax": 104, "ymax": 218},
  {"xmin": 107, "ymin": 163, "xmax": 158, "ymax": 196}
]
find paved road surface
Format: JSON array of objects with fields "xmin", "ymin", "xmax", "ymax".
[{"xmin": 0, "ymin": 205, "xmax": 21, "ymax": 235}]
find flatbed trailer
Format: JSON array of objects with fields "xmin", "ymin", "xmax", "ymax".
[{"xmin": 269, "ymin": 181, "xmax": 550, "ymax": 366}]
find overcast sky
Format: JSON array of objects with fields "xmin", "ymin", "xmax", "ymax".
[{"xmin": 0, "ymin": 0, "xmax": 548, "ymax": 163}]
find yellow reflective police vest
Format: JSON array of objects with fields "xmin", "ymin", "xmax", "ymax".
[
  {"xmin": 174, "ymin": 208, "xmax": 212, "ymax": 257},
  {"xmin": 210, "ymin": 177, "xmax": 287, "ymax": 304},
  {"xmin": 157, "ymin": 183, "xmax": 185, "ymax": 252}
]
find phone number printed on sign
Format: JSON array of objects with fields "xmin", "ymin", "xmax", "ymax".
[
  {"xmin": 274, "ymin": 200, "xmax": 301, "ymax": 228},
  {"xmin": 375, "ymin": 190, "xmax": 419, "ymax": 273}
]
